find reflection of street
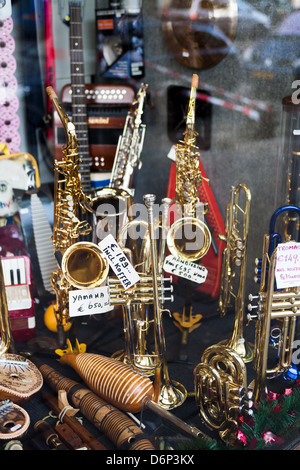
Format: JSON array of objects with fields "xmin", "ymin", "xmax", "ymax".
[{"xmin": 239, "ymin": 10, "xmax": 300, "ymax": 100}]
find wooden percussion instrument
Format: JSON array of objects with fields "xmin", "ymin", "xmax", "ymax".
[
  {"xmin": 60, "ymin": 352, "xmax": 154, "ymax": 413},
  {"xmin": 56, "ymin": 352, "xmax": 204, "ymax": 439},
  {"xmin": 0, "ymin": 400, "xmax": 30, "ymax": 440},
  {"xmin": 37, "ymin": 360, "xmax": 155, "ymax": 451},
  {"xmin": 0, "ymin": 354, "xmax": 43, "ymax": 403}
]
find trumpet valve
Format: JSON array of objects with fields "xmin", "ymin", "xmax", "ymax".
[
  {"xmin": 255, "ymin": 257, "xmax": 262, "ymax": 267},
  {"xmin": 227, "ymin": 385, "xmax": 253, "ymax": 417},
  {"xmin": 246, "ymin": 310, "xmax": 259, "ymax": 324},
  {"xmin": 239, "ymin": 393, "xmax": 254, "ymax": 417}
]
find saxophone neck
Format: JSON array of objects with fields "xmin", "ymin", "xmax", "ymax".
[
  {"xmin": 185, "ymin": 74, "xmax": 198, "ymax": 135},
  {"xmin": 134, "ymin": 83, "xmax": 147, "ymax": 127},
  {"xmin": 46, "ymin": 86, "xmax": 77, "ymax": 150}
]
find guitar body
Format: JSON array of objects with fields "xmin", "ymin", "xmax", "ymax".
[
  {"xmin": 54, "ymin": 3, "xmax": 135, "ymax": 190},
  {"xmin": 167, "ymin": 160, "xmax": 226, "ymax": 300}
]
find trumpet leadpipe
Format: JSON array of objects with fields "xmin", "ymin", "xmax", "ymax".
[
  {"xmin": 108, "ymin": 284, "xmax": 173, "ymax": 297},
  {"xmin": 109, "ymin": 294, "xmax": 174, "ymax": 305},
  {"xmin": 108, "ymin": 276, "xmax": 172, "ymax": 285}
]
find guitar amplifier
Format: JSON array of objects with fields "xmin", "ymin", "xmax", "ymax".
[
  {"xmin": 2, "ymin": 255, "xmax": 36, "ymax": 342},
  {"xmin": 54, "ymin": 83, "xmax": 135, "ymax": 171}
]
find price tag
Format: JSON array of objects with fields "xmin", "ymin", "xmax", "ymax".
[
  {"xmin": 163, "ymin": 254, "xmax": 208, "ymax": 284},
  {"xmin": 275, "ymin": 242, "xmax": 300, "ymax": 289},
  {"xmin": 69, "ymin": 286, "xmax": 113, "ymax": 317},
  {"xmin": 98, "ymin": 234, "xmax": 140, "ymax": 289}
]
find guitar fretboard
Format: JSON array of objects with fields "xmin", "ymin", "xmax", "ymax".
[{"xmin": 69, "ymin": 2, "xmax": 90, "ymax": 193}]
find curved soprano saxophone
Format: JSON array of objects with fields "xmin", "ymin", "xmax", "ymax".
[
  {"xmin": 167, "ymin": 74, "xmax": 211, "ymax": 262},
  {"xmin": 45, "ymin": 87, "xmax": 109, "ymax": 345}
]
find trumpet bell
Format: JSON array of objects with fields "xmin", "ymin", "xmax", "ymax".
[
  {"xmin": 61, "ymin": 242, "xmax": 109, "ymax": 289},
  {"xmin": 167, "ymin": 217, "xmax": 211, "ymax": 261}
]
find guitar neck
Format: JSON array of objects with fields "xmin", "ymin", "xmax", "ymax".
[{"xmin": 69, "ymin": 2, "xmax": 91, "ymax": 192}]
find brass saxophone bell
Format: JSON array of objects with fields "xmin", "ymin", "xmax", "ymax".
[
  {"xmin": 167, "ymin": 216, "xmax": 212, "ymax": 261},
  {"xmin": 61, "ymin": 242, "xmax": 109, "ymax": 289}
]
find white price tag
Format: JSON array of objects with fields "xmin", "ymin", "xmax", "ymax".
[
  {"xmin": 98, "ymin": 234, "xmax": 140, "ymax": 289},
  {"xmin": 69, "ymin": 286, "xmax": 113, "ymax": 317},
  {"xmin": 275, "ymin": 242, "xmax": 300, "ymax": 289},
  {"xmin": 163, "ymin": 254, "xmax": 208, "ymax": 284}
]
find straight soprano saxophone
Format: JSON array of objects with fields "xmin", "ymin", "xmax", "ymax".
[
  {"xmin": 45, "ymin": 87, "xmax": 109, "ymax": 345},
  {"xmin": 109, "ymin": 83, "xmax": 147, "ymax": 195},
  {"xmin": 92, "ymin": 84, "xmax": 148, "ymax": 262}
]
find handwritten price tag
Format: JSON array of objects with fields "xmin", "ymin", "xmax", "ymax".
[
  {"xmin": 275, "ymin": 242, "xmax": 300, "ymax": 289},
  {"xmin": 98, "ymin": 234, "xmax": 140, "ymax": 289},
  {"xmin": 69, "ymin": 286, "xmax": 113, "ymax": 317},
  {"xmin": 163, "ymin": 254, "xmax": 208, "ymax": 284}
]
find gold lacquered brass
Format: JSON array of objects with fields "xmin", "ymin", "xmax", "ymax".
[
  {"xmin": 248, "ymin": 237, "xmax": 300, "ymax": 403},
  {"xmin": 144, "ymin": 194, "xmax": 187, "ymax": 409},
  {"xmin": 194, "ymin": 233, "xmax": 300, "ymax": 443},
  {"xmin": 46, "ymin": 87, "xmax": 109, "ymax": 344},
  {"xmin": 61, "ymin": 242, "xmax": 109, "ymax": 290},
  {"xmin": 218, "ymin": 183, "xmax": 253, "ymax": 362},
  {"xmin": 167, "ymin": 216, "xmax": 211, "ymax": 261},
  {"xmin": 167, "ymin": 74, "xmax": 211, "ymax": 261},
  {"xmin": 194, "ymin": 344, "xmax": 250, "ymax": 444}
]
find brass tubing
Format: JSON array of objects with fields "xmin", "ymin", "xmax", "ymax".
[{"xmin": 144, "ymin": 194, "xmax": 187, "ymax": 409}]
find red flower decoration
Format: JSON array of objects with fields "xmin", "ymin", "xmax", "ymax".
[
  {"xmin": 237, "ymin": 430, "xmax": 247, "ymax": 446},
  {"xmin": 272, "ymin": 404, "xmax": 282, "ymax": 413},
  {"xmin": 267, "ymin": 391, "xmax": 279, "ymax": 401},
  {"xmin": 263, "ymin": 431, "xmax": 285, "ymax": 446}
]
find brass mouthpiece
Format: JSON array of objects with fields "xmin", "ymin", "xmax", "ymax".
[
  {"xmin": 191, "ymin": 74, "xmax": 199, "ymax": 89},
  {"xmin": 46, "ymin": 86, "xmax": 58, "ymax": 101}
]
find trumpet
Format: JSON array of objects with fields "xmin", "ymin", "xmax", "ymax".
[
  {"xmin": 248, "ymin": 205, "xmax": 300, "ymax": 401},
  {"xmin": 111, "ymin": 195, "xmax": 187, "ymax": 409},
  {"xmin": 112, "ymin": 197, "xmax": 173, "ymax": 377},
  {"xmin": 193, "ymin": 206, "xmax": 300, "ymax": 442},
  {"xmin": 218, "ymin": 183, "xmax": 253, "ymax": 362},
  {"xmin": 192, "ymin": 186, "xmax": 254, "ymax": 444},
  {"xmin": 167, "ymin": 74, "xmax": 211, "ymax": 262},
  {"xmin": 143, "ymin": 193, "xmax": 187, "ymax": 409}
]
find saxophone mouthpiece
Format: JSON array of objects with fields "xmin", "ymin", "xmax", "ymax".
[
  {"xmin": 46, "ymin": 86, "xmax": 57, "ymax": 101},
  {"xmin": 191, "ymin": 74, "xmax": 199, "ymax": 89}
]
